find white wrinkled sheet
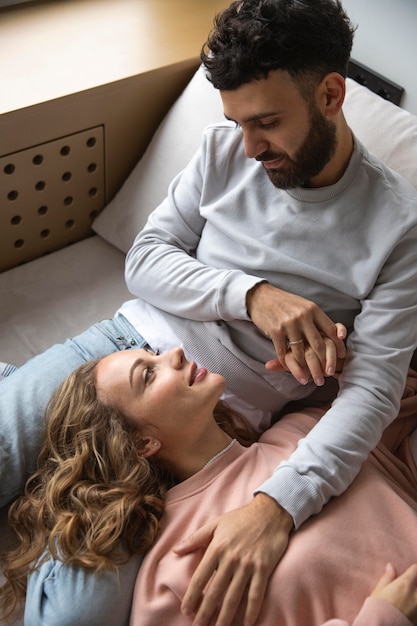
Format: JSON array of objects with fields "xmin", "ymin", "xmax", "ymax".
[{"xmin": 0, "ymin": 235, "xmax": 131, "ymax": 366}]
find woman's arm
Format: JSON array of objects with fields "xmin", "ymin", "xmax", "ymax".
[{"xmin": 322, "ymin": 564, "xmax": 417, "ymax": 626}]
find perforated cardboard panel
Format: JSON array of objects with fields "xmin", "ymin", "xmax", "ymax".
[{"xmin": 0, "ymin": 126, "xmax": 105, "ymax": 271}]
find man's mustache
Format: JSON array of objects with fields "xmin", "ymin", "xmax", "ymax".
[{"xmin": 256, "ymin": 151, "xmax": 288, "ymax": 162}]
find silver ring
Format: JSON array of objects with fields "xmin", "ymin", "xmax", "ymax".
[{"xmin": 287, "ymin": 338, "xmax": 304, "ymax": 346}]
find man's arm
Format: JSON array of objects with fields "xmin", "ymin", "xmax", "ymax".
[
  {"xmin": 125, "ymin": 131, "xmax": 345, "ymax": 381},
  {"xmin": 125, "ymin": 137, "xmax": 261, "ymax": 324}
]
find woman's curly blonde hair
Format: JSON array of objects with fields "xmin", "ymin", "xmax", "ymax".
[
  {"xmin": 0, "ymin": 359, "xmax": 170, "ymax": 621},
  {"xmin": 0, "ymin": 356, "xmax": 253, "ymax": 622}
]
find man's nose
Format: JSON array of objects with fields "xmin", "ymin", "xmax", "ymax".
[{"xmin": 242, "ymin": 128, "xmax": 269, "ymax": 159}]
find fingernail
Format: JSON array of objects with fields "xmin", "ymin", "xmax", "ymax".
[
  {"xmin": 327, "ymin": 366, "xmax": 334, "ymax": 375},
  {"xmin": 315, "ymin": 378, "xmax": 324, "ymax": 386},
  {"xmin": 300, "ymin": 377, "xmax": 308, "ymax": 385}
]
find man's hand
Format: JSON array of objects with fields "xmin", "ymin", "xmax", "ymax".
[
  {"xmin": 246, "ymin": 282, "xmax": 346, "ymax": 385},
  {"xmin": 174, "ymin": 493, "xmax": 294, "ymax": 626},
  {"xmin": 371, "ymin": 563, "xmax": 417, "ymax": 625}
]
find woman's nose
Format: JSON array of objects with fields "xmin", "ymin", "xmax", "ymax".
[{"xmin": 165, "ymin": 346, "xmax": 185, "ymax": 369}]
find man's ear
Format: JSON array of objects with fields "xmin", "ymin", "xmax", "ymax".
[
  {"xmin": 136, "ymin": 436, "xmax": 161, "ymax": 458},
  {"xmin": 317, "ymin": 72, "xmax": 346, "ymax": 118}
]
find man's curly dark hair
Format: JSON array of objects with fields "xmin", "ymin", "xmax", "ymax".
[{"xmin": 201, "ymin": 0, "xmax": 356, "ymax": 95}]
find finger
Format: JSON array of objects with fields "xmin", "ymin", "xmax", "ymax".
[
  {"xmin": 317, "ymin": 315, "xmax": 347, "ymax": 359},
  {"xmin": 402, "ymin": 563, "xmax": 417, "ymax": 585},
  {"xmin": 243, "ymin": 569, "xmax": 271, "ymax": 626},
  {"xmin": 335, "ymin": 322, "xmax": 347, "ymax": 340},
  {"xmin": 274, "ymin": 330, "xmax": 308, "ymax": 371},
  {"xmin": 174, "ymin": 522, "xmax": 216, "ymax": 555},
  {"xmin": 301, "ymin": 326, "xmax": 327, "ymax": 370},
  {"xmin": 277, "ymin": 351, "xmax": 310, "ymax": 386},
  {"xmin": 373, "ymin": 563, "xmax": 397, "ymax": 593},
  {"xmin": 334, "ymin": 322, "xmax": 347, "ymax": 361},
  {"xmin": 274, "ymin": 333, "xmax": 291, "ymax": 366},
  {"xmin": 311, "ymin": 322, "xmax": 346, "ymax": 377},
  {"xmin": 181, "ymin": 550, "xmax": 220, "ymax": 617},
  {"xmin": 287, "ymin": 339, "xmax": 309, "ymax": 368},
  {"xmin": 304, "ymin": 349, "xmax": 325, "ymax": 386},
  {"xmin": 284, "ymin": 327, "xmax": 327, "ymax": 383},
  {"xmin": 196, "ymin": 566, "xmax": 248, "ymax": 626},
  {"xmin": 264, "ymin": 358, "xmax": 287, "ymax": 372},
  {"xmin": 322, "ymin": 336, "xmax": 337, "ymax": 377}
]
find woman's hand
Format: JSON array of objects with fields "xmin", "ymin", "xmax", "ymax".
[
  {"xmin": 174, "ymin": 493, "xmax": 294, "ymax": 626},
  {"xmin": 371, "ymin": 563, "xmax": 417, "ymax": 625}
]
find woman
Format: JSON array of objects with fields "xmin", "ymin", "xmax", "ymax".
[
  {"xmin": 0, "ymin": 347, "xmax": 252, "ymax": 626},
  {"xmin": 1, "ymin": 347, "xmax": 417, "ymax": 626}
]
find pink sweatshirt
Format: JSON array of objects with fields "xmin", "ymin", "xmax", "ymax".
[{"xmin": 130, "ymin": 401, "xmax": 417, "ymax": 626}]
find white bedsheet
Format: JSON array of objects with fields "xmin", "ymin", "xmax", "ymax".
[{"xmin": 0, "ymin": 236, "xmax": 131, "ymax": 366}]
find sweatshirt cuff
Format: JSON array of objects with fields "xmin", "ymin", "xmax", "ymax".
[
  {"xmin": 352, "ymin": 596, "xmax": 413, "ymax": 626},
  {"xmin": 255, "ymin": 464, "xmax": 322, "ymax": 529},
  {"xmin": 217, "ymin": 273, "xmax": 264, "ymax": 321}
]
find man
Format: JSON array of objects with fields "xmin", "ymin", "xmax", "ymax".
[
  {"xmin": 1, "ymin": 1, "xmax": 417, "ymax": 625},
  {"xmin": 123, "ymin": 1, "xmax": 417, "ymax": 624}
]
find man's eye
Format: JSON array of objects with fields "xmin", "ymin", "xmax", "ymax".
[{"xmin": 258, "ymin": 120, "xmax": 278, "ymax": 129}]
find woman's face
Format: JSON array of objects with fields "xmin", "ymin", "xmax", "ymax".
[{"xmin": 95, "ymin": 347, "xmax": 226, "ymax": 444}]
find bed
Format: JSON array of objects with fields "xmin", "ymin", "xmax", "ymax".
[{"xmin": 1, "ymin": 63, "xmax": 417, "ymax": 624}]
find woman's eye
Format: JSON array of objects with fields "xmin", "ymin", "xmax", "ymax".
[
  {"xmin": 144, "ymin": 367, "xmax": 154, "ymax": 383},
  {"xmin": 144, "ymin": 347, "xmax": 160, "ymax": 356}
]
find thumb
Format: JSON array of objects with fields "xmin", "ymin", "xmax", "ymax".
[
  {"xmin": 173, "ymin": 520, "xmax": 216, "ymax": 555},
  {"xmin": 265, "ymin": 358, "xmax": 287, "ymax": 372},
  {"xmin": 372, "ymin": 563, "xmax": 397, "ymax": 594}
]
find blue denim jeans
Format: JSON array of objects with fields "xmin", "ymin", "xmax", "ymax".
[{"xmin": 0, "ymin": 315, "xmax": 150, "ymax": 508}]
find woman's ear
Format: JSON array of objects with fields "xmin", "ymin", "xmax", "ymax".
[
  {"xmin": 137, "ymin": 436, "xmax": 161, "ymax": 458},
  {"xmin": 317, "ymin": 72, "xmax": 346, "ymax": 118}
]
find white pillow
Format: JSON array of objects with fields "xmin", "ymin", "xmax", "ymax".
[
  {"xmin": 344, "ymin": 77, "xmax": 417, "ymax": 191},
  {"xmin": 93, "ymin": 72, "xmax": 417, "ymax": 254},
  {"xmin": 92, "ymin": 66, "xmax": 224, "ymax": 253}
]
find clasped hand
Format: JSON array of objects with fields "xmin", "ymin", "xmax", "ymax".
[
  {"xmin": 174, "ymin": 493, "xmax": 293, "ymax": 626},
  {"xmin": 246, "ymin": 282, "xmax": 346, "ymax": 385}
]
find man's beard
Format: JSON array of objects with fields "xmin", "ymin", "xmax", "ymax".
[{"xmin": 258, "ymin": 105, "xmax": 337, "ymax": 189}]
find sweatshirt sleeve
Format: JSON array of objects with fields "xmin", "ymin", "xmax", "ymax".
[
  {"xmin": 124, "ymin": 129, "xmax": 262, "ymax": 323},
  {"xmin": 321, "ymin": 596, "xmax": 413, "ymax": 626},
  {"xmin": 258, "ymin": 220, "xmax": 417, "ymax": 527},
  {"xmin": 24, "ymin": 554, "xmax": 142, "ymax": 626}
]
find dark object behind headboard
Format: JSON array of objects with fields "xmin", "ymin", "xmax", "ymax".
[{"xmin": 348, "ymin": 59, "xmax": 404, "ymax": 106}]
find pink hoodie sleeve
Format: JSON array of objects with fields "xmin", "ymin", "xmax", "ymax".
[{"xmin": 321, "ymin": 596, "xmax": 413, "ymax": 626}]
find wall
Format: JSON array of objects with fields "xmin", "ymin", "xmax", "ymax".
[
  {"xmin": 0, "ymin": 0, "xmax": 228, "ymax": 115},
  {"xmin": 342, "ymin": 0, "xmax": 417, "ymax": 115}
]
